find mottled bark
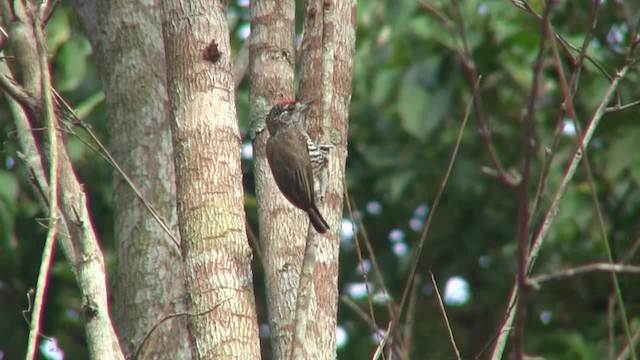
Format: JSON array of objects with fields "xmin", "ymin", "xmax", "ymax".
[
  {"xmin": 162, "ymin": 0, "xmax": 260, "ymax": 358},
  {"xmin": 250, "ymin": 0, "xmax": 356, "ymax": 357},
  {"xmin": 71, "ymin": 0, "xmax": 190, "ymax": 357},
  {"xmin": 293, "ymin": 0, "xmax": 357, "ymax": 357},
  {"xmin": 248, "ymin": 0, "xmax": 307, "ymax": 358},
  {"xmin": 0, "ymin": 1, "xmax": 123, "ymax": 358}
]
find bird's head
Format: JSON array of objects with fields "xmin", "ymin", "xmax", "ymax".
[{"xmin": 266, "ymin": 99, "xmax": 312, "ymax": 135}]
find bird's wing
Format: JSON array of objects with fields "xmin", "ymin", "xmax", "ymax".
[{"xmin": 266, "ymin": 131, "xmax": 316, "ymax": 209}]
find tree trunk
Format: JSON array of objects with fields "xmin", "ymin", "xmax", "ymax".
[
  {"xmin": 248, "ymin": 0, "xmax": 307, "ymax": 358},
  {"xmin": 162, "ymin": 0, "xmax": 261, "ymax": 358},
  {"xmin": 0, "ymin": 1, "xmax": 124, "ymax": 358},
  {"xmin": 293, "ymin": 0, "xmax": 356, "ymax": 357},
  {"xmin": 250, "ymin": 0, "xmax": 357, "ymax": 358},
  {"xmin": 71, "ymin": 0, "xmax": 190, "ymax": 357}
]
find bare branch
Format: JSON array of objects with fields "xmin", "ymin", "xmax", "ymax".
[
  {"xmin": 396, "ymin": 76, "xmax": 476, "ymax": 330},
  {"xmin": 431, "ymin": 272, "xmax": 461, "ymax": 360},
  {"xmin": 419, "ymin": 2, "xmax": 519, "ymax": 187},
  {"xmin": 528, "ymin": 263, "xmax": 640, "ymax": 286},
  {"xmin": 24, "ymin": 6, "xmax": 59, "ymax": 359},
  {"xmin": 606, "ymin": 99, "xmax": 640, "ymax": 113},
  {"xmin": 290, "ymin": 227, "xmax": 318, "ymax": 360},
  {"xmin": 343, "ymin": 186, "xmax": 383, "ymax": 354},
  {"xmin": 513, "ymin": 2, "xmax": 555, "ymax": 357}
]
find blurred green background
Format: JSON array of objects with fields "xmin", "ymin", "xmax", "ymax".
[{"xmin": 1, "ymin": 0, "xmax": 639, "ymax": 359}]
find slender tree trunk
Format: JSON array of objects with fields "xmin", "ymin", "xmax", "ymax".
[
  {"xmin": 293, "ymin": 0, "xmax": 356, "ymax": 357},
  {"xmin": 162, "ymin": 0, "xmax": 261, "ymax": 358},
  {"xmin": 248, "ymin": 1, "xmax": 308, "ymax": 358},
  {"xmin": 0, "ymin": 1, "xmax": 124, "ymax": 358},
  {"xmin": 250, "ymin": 0, "xmax": 357, "ymax": 357},
  {"xmin": 71, "ymin": 0, "xmax": 190, "ymax": 357}
]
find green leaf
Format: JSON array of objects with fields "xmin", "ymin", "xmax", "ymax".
[
  {"xmin": 0, "ymin": 171, "xmax": 19, "ymax": 206},
  {"xmin": 54, "ymin": 35, "xmax": 91, "ymax": 91},
  {"xmin": 605, "ymin": 128, "xmax": 640, "ymax": 182},
  {"xmin": 397, "ymin": 62, "xmax": 450, "ymax": 141},
  {"xmin": 371, "ymin": 68, "xmax": 401, "ymax": 106},
  {"xmin": 398, "ymin": 79, "xmax": 430, "ymax": 141},
  {"xmin": 45, "ymin": 6, "xmax": 71, "ymax": 52}
]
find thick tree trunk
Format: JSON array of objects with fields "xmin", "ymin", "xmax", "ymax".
[
  {"xmin": 162, "ymin": 0, "xmax": 261, "ymax": 358},
  {"xmin": 71, "ymin": 0, "xmax": 190, "ymax": 357}
]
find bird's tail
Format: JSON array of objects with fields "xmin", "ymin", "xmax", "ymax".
[{"xmin": 308, "ymin": 205, "xmax": 330, "ymax": 234}]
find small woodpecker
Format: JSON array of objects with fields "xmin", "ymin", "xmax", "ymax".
[{"xmin": 265, "ymin": 99, "xmax": 331, "ymax": 234}]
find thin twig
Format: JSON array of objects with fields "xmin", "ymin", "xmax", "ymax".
[
  {"xmin": 606, "ymin": 99, "xmax": 640, "ymax": 113},
  {"xmin": 133, "ymin": 298, "xmax": 230, "ymax": 360},
  {"xmin": 53, "ymin": 98, "xmax": 181, "ymax": 254},
  {"xmin": 513, "ymin": 2, "xmax": 555, "ymax": 357},
  {"xmin": 488, "ymin": 285, "xmax": 519, "ymax": 360},
  {"xmin": 528, "ymin": 263, "xmax": 640, "ymax": 286},
  {"xmin": 431, "ymin": 272, "xmax": 461, "ymax": 360},
  {"xmin": 341, "ymin": 296, "xmax": 401, "ymax": 360},
  {"xmin": 419, "ymin": 1, "xmax": 518, "ymax": 187},
  {"xmin": 402, "ymin": 275, "xmax": 419, "ymax": 359},
  {"xmin": 25, "ymin": 8, "xmax": 58, "ymax": 360},
  {"xmin": 546, "ymin": 16, "xmax": 637, "ymax": 358},
  {"xmin": 289, "ymin": 227, "xmax": 319, "ymax": 360},
  {"xmin": 492, "ymin": 21, "xmax": 639, "ymax": 360},
  {"xmin": 528, "ymin": 47, "xmax": 637, "ymax": 276},
  {"xmin": 395, "ymin": 76, "xmax": 476, "ymax": 338},
  {"xmin": 343, "ymin": 185, "xmax": 383, "ymax": 357},
  {"xmin": 529, "ymin": 115, "xmax": 564, "ymax": 225},
  {"xmin": 513, "ymin": 0, "xmax": 612, "ymax": 82},
  {"xmin": 616, "ymin": 327, "xmax": 640, "ymax": 360},
  {"xmin": 344, "ymin": 191, "xmax": 398, "ymax": 321},
  {"xmin": 372, "ymin": 322, "xmax": 393, "ymax": 360},
  {"xmin": 568, "ymin": 0, "xmax": 601, "ymax": 95},
  {"xmin": 340, "ymin": 295, "xmax": 378, "ymax": 330}
]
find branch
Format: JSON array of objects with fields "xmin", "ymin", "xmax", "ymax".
[
  {"xmin": 132, "ymin": 299, "xmax": 230, "ymax": 360},
  {"xmin": 53, "ymin": 98, "xmax": 181, "ymax": 253},
  {"xmin": 528, "ymin": 263, "xmax": 640, "ymax": 286},
  {"xmin": 396, "ymin": 76, "xmax": 476, "ymax": 331},
  {"xmin": 431, "ymin": 273, "xmax": 461, "ymax": 360},
  {"xmin": 513, "ymin": 2, "xmax": 555, "ymax": 357},
  {"xmin": 419, "ymin": 2, "xmax": 518, "ymax": 187},
  {"xmin": 25, "ymin": 5, "xmax": 59, "ymax": 359},
  {"xmin": 289, "ymin": 227, "xmax": 318, "ymax": 360},
  {"xmin": 606, "ymin": 99, "xmax": 640, "ymax": 113},
  {"xmin": 492, "ymin": 13, "xmax": 639, "ymax": 360},
  {"xmin": 343, "ymin": 186, "xmax": 385, "ymax": 351}
]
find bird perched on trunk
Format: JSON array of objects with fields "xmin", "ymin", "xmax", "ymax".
[{"xmin": 265, "ymin": 99, "xmax": 332, "ymax": 233}]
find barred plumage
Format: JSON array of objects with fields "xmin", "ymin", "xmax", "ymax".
[
  {"xmin": 265, "ymin": 100, "xmax": 332, "ymax": 234},
  {"xmin": 305, "ymin": 133, "xmax": 332, "ymax": 173}
]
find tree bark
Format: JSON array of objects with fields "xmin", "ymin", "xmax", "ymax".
[
  {"xmin": 250, "ymin": 0, "xmax": 357, "ymax": 357},
  {"xmin": 162, "ymin": 0, "xmax": 260, "ymax": 358},
  {"xmin": 0, "ymin": 1, "xmax": 124, "ymax": 358},
  {"xmin": 248, "ymin": 1, "xmax": 309, "ymax": 358},
  {"xmin": 71, "ymin": 0, "xmax": 190, "ymax": 357},
  {"xmin": 292, "ymin": 0, "xmax": 357, "ymax": 357}
]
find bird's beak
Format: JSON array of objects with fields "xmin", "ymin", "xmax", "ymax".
[{"xmin": 297, "ymin": 100, "xmax": 315, "ymax": 112}]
